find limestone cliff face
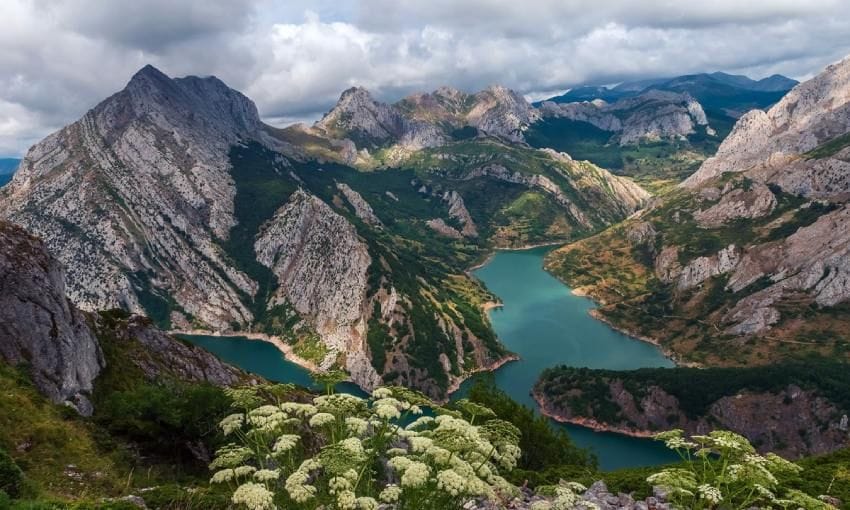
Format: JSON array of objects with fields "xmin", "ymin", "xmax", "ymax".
[
  {"xmin": 254, "ymin": 189, "xmax": 381, "ymax": 388},
  {"xmin": 538, "ymin": 90, "xmax": 712, "ymax": 145},
  {"xmin": 314, "ymin": 84, "xmax": 540, "ymax": 151},
  {"xmin": 0, "ymin": 65, "xmax": 264, "ymax": 330},
  {"xmin": 0, "ymin": 220, "xmax": 103, "ymax": 415},
  {"xmin": 0, "ymin": 220, "xmax": 247, "ymax": 416},
  {"xmin": 672, "ymin": 57, "xmax": 850, "ymax": 334},
  {"xmin": 336, "ymin": 182, "xmax": 383, "ymax": 227},
  {"xmin": 684, "ymin": 56, "xmax": 850, "ymax": 189}
]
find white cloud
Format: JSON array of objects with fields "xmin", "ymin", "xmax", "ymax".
[{"xmin": 1, "ymin": 0, "xmax": 849, "ymax": 156}]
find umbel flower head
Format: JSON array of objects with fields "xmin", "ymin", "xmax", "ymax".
[
  {"xmin": 210, "ymin": 384, "xmax": 526, "ymax": 509},
  {"xmin": 650, "ymin": 429, "xmax": 835, "ymax": 510}
]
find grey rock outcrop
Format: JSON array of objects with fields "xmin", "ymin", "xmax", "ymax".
[
  {"xmin": 0, "ymin": 65, "xmax": 264, "ymax": 330},
  {"xmin": 255, "ymin": 189, "xmax": 381, "ymax": 388},
  {"xmin": 684, "ymin": 56, "xmax": 850, "ymax": 188},
  {"xmin": 336, "ymin": 182, "xmax": 383, "ymax": 227},
  {"xmin": 315, "ymin": 84, "xmax": 539, "ymax": 150},
  {"xmin": 426, "ymin": 218, "xmax": 464, "ymax": 239},
  {"xmin": 677, "ymin": 244, "xmax": 740, "ymax": 290},
  {"xmin": 693, "ymin": 183, "xmax": 777, "ymax": 227},
  {"xmin": 442, "ymin": 191, "xmax": 478, "ymax": 237},
  {"xmin": 316, "ymin": 87, "xmax": 412, "ymax": 146},
  {"xmin": 0, "ymin": 220, "xmax": 103, "ymax": 415},
  {"xmin": 466, "ymin": 481, "xmax": 671, "ymax": 510},
  {"xmin": 539, "ymin": 90, "xmax": 712, "ymax": 145},
  {"xmin": 669, "ymin": 57, "xmax": 850, "ymax": 334}
]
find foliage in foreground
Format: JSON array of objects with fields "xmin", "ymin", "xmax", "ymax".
[
  {"xmin": 650, "ymin": 430, "xmax": 838, "ymax": 510},
  {"xmin": 210, "ymin": 383, "xmax": 523, "ymax": 509},
  {"xmin": 209, "ymin": 383, "xmax": 836, "ymax": 510}
]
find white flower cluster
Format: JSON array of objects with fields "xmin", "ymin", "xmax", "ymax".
[
  {"xmin": 231, "ymin": 482, "xmax": 275, "ymax": 510},
  {"xmin": 650, "ymin": 429, "xmax": 828, "ymax": 510},
  {"xmin": 210, "ymin": 384, "xmax": 526, "ymax": 510}
]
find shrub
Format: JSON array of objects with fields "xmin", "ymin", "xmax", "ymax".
[
  {"xmin": 0, "ymin": 448, "xmax": 23, "ymax": 498},
  {"xmin": 208, "ymin": 384, "xmax": 522, "ymax": 510},
  {"xmin": 650, "ymin": 430, "xmax": 836, "ymax": 509}
]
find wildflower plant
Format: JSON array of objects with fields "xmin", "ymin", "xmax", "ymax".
[
  {"xmin": 210, "ymin": 384, "xmax": 522, "ymax": 510},
  {"xmin": 649, "ymin": 429, "xmax": 837, "ymax": 510}
]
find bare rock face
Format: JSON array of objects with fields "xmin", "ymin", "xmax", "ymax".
[
  {"xmin": 442, "ymin": 190, "xmax": 478, "ymax": 237},
  {"xmin": 694, "ymin": 183, "xmax": 777, "ymax": 227},
  {"xmin": 684, "ymin": 56, "xmax": 850, "ymax": 188},
  {"xmin": 336, "ymin": 182, "xmax": 383, "ymax": 227},
  {"xmin": 677, "ymin": 244, "xmax": 740, "ymax": 290},
  {"xmin": 315, "ymin": 87, "xmax": 410, "ymax": 146},
  {"xmin": 315, "ymin": 84, "xmax": 539, "ymax": 150},
  {"xmin": 426, "ymin": 218, "xmax": 464, "ymax": 239},
  {"xmin": 722, "ymin": 205, "xmax": 850, "ymax": 333},
  {"xmin": 538, "ymin": 100, "xmax": 623, "ymax": 131},
  {"xmin": 465, "ymin": 86, "xmax": 540, "ymax": 142},
  {"xmin": 0, "ymin": 65, "xmax": 262, "ymax": 330},
  {"xmin": 539, "ymin": 90, "xmax": 712, "ymax": 145},
  {"xmin": 654, "ymin": 245, "xmax": 682, "ymax": 283},
  {"xmin": 0, "ymin": 221, "xmax": 103, "ymax": 415},
  {"xmin": 255, "ymin": 189, "xmax": 381, "ymax": 389}
]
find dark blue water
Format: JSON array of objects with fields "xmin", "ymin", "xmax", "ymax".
[{"xmin": 182, "ymin": 246, "xmax": 678, "ymax": 470}]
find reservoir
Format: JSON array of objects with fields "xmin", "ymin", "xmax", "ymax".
[
  {"xmin": 466, "ymin": 246, "xmax": 676, "ymax": 469},
  {"xmin": 183, "ymin": 246, "xmax": 677, "ymax": 470}
]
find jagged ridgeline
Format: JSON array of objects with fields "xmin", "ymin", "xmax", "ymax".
[
  {"xmin": 545, "ymin": 56, "xmax": 850, "ymax": 367},
  {"xmin": 0, "ymin": 65, "xmax": 648, "ymax": 399}
]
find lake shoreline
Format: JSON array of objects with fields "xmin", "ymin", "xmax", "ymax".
[
  {"xmin": 171, "ymin": 329, "xmax": 321, "ymax": 373},
  {"xmin": 532, "ymin": 389, "xmax": 659, "ymax": 439}
]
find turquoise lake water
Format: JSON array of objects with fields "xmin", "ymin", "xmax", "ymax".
[{"xmin": 182, "ymin": 245, "xmax": 677, "ymax": 470}]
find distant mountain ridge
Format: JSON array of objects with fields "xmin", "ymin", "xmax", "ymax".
[{"xmin": 539, "ymin": 71, "xmax": 798, "ymax": 117}]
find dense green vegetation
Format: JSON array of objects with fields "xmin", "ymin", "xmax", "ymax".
[
  {"xmin": 223, "ymin": 142, "xmax": 511, "ymax": 392},
  {"xmin": 466, "ymin": 376, "xmax": 596, "ymax": 486},
  {"xmin": 536, "ymin": 360, "xmax": 850, "ymax": 421},
  {"xmin": 524, "ymin": 115, "xmax": 732, "ymax": 193}
]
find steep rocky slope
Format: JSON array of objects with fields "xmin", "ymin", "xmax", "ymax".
[
  {"xmin": 546, "ymin": 56, "xmax": 850, "ymax": 366},
  {"xmin": 310, "ymin": 85, "xmax": 540, "ymax": 154},
  {"xmin": 534, "ymin": 363, "xmax": 850, "ymax": 459},
  {"xmin": 0, "ymin": 220, "xmax": 103, "ymax": 415},
  {"xmin": 0, "ymin": 220, "xmax": 246, "ymax": 416},
  {"xmin": 0, "ymin": 65, "xmax": 266, "ymax": 330},
  {"xmin": 0, "ymin": 65, "xmax": 649, "ymax": 399},
  {"xmin": 538, "ymin": 90, "xmax": 713, "ymax": 145}
]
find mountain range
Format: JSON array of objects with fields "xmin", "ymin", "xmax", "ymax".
[
  {"xmin": 0, "ymin": 65, "xmax": 648, "ymax": 399},
  {"xmin": 1, "ymin": 47, "xmax": 849, "ymax": 509},
  {"xmin": 541, "ymin": 71, "xmax": 798, "ymax": 117},
  {"xmin": 546, "ymin": 56, "xmax": 850, "ymax": 367}
]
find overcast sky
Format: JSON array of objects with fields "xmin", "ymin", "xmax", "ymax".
[{"xmin": 1, "ymin": 0, "xmax": 850, "ymax": 156}]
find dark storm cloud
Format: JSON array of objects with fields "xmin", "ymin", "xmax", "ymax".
[{"xmin": 1, "ymin": 0, "xmax": 849, "ymax": 156}]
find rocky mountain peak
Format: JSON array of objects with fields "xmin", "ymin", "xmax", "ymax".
[
  {"xmin": 684, "ymin": 56, "xmax": 850, "ymax": 188},
  {"xmin": 315, "ymin": 86, "xmax": 407, "ymax": 144},
  {"xmin": 118, "ymin": 64, "xmax": 262, "ymax": 142},
  {"xmin": 0, "ymin": 66, "xmax": 266, "ymax": 327},
  {"xmin": 539, "ymin": 88, "xmax": 712, "ymax": 145}
]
